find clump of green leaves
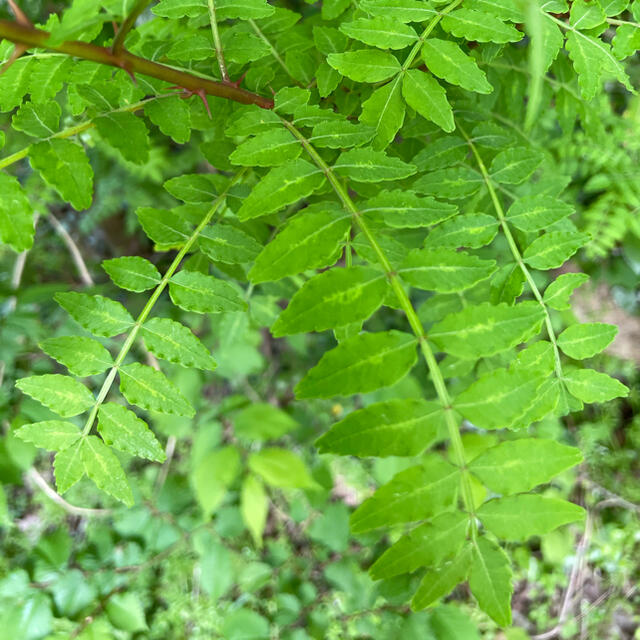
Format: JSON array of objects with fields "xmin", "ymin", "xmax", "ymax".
[{"xmin": 1, "ymin": 0, "xmax": 638, "ymax": 629}]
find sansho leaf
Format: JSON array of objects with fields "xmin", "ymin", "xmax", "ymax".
[
  {"xmin": 316, "ymin": 399, "xmax": 445, "ymax": 457},
  {"xmin": 229, "ymin": 129, "xmax": 301, "ymax": 167},
  {"xmin": 523, "ymin": 232, "xmax": 590, "ymax": 270},
  {"xmin": 562, "ymin": 368, "xmax": 629, "ymax": 403},
  {"xmin": 333, "ymin": 148, "xmax": 417, "ymax": 182},
  {"xmin": 441, "ymin": 8, "xmax": 523, "ymax": 43},
  {"xmin": 402, "ymin": 70, "xmax": 454, "ymax": 133},
  {"xmin": 40, "ymin": 336, "xmax": 114, "ymax": 376},
  {"xmin": 169, "ymin": 270, "xmax": 247, "ymax": 314},
  {"xmin": 0, "ymin": 174, "xmax": 35, "ymax": 252},
  {"xmin": 424, "ymin": 213, "xmax": 498, "ymax": 249},
  {"xmin": 102, "ymin": 256, "xmax": 161, "ymax": 292},
  {"xmin": 310, "ymin": 120, "xmax": 376, "ymax": 149},
  {"xmin": 361, "ymin": 190, "xmax": 457, "ymax": 228},
  {"xmin": 543, "ymin": 273, "xmax": 590, "ymax": 310},
  {"xmin": 82, "ymin": 435, "xmax": 134, "ymax": 506},
  {"xmin": 16, "ymin": 420, "xmax": 81, "ymax": 452},
  {"xmin": 55, "ymin": 292, "xmax": 134, "ymax": 337},
  {"xmin": 16, "ymin": 374, "xmax": 94, "ymax": 418},
  {"xmin": 54, "ymin": 439, "xmax": 85, "ymax": 494},
  {"xmin": 198, "ymin": 224, "xmax": 263, "ymax": 265},
  {"xmin": 136, "ymin": 207, "xmax": 192, "ymax": 247},
  {"xmin": 557, "ymin": 322, "xmax": 617, "ymax": 360},
  {"xmin": 339, "ymin": 16, "xmax": 419, "ymax": 50},
  {"xmin": 295, "ymin": 331, "xmax": 418, "ymax": 399},
  {"xmin": 271, "ymin": 266, "xmax": 389, "ymax": 337},
  {"xmin": 327, "ymin": 50, "xmax": 401, "ymax": 82},
  {"xmin": 505, "ymin": 196, "xmax": 575, "ymax": 232},
  {"xmin": 359, "ymin": 75, "xmax": 405, "ymax": 150},
  {"xmin": 489, "ymin": 147, "xmax": 544, "ymax": 184}
]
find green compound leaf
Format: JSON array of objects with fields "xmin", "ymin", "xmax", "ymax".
[
  {"xmin": 523, "ymin": 232, "xmax": 590, "ymax": 270},
  {"xmin": 271, "ymin": 266, "xmax": 389, "ymax": 337},
  {"xmin": 141, "ymin": 317, "xmax": 217, "ymax": 371},
  {"xmin": 82, "ymin": 435, "xmax": 134, "ymax": 506},
  {"xmin": 505, "ymin": 196, "xmax": 575, "ymax": 232},
  {"xmin": 398, "ymin": 248, "xmax": 497, "ymax": 293},
  {"xmin": 430, "ymin": 302, "xmax": 545, "ymax": 360},
  {"xmin": 412, "ymin": 545, "xmax": 472, "ymax": 611},
  {"xmin": 102, "ymin": 256, "xmax": 161, "ymax": 292},
  {"xmin": 295, "ymin": 330, "xmax": 418, "ymax": 399},
  {"xmin": 229, "ymin": 129, "xmax": 300, "ymax": 167},
  {"xmin": 310, "ymin": 120, "xmax": 376, "ymax": 148},
  {"xmin": 557, "ymin": 322, "xmax": 617, "ymax": 360},
  {"xmin": 350, "ymin": 456, "xmax": 460, "ymax": 533},
  {"xmin": 421, "ymin": 39, "xmax": 492, "ymax": 94},
  {"xmin": 340, "ymin": 16, "xmax": 418, "ymax": 49},
  {"xmin": 362, "ymin": 190, "xmax": 457, "ymax": 228},
  {"xmin": 15, "ymin": 420, "xmax": 81, "ymax": 452},
  {"xmin": 402, "ymin": 69, "xmax": 454, "ymax": 133},
  {"xmin": 237, "ymin": 159, "xmax": 325, "ymax": 220},
  {"xmin": 94, "ymin": 112, "xmax": 150, "ymax": 164},
  {"xmin": 169, "ymin": 270, "xmax": 247, "ymax": 314},
  {"xmin": 543, "ymin": 273, "xmax": 590, "ymax": 310},
  {"xmin": 249, "ymin": 207, "xmax": 350, "ymax": 283},
  {"xmin": 359, "ymin": 75, "xmax": 405, "ymax": 150},
  {"xmin": 54, "ymin": 439, "xmax": 85, "ymax": 494},
  {"xmin": 136, "ymin": 207, "xmax": 192, "ymax": 246},
  {"xmin": 12, "ymin": 101, "xmax": 61, "ymax": 137},
  {"xmin": 333, "ymin": 148, "xmax": 417, "ymax": 182},
  {"xmin": 98, "ymin": 403, "xmax": 166, "ymax": 462},
  {"xmin": 40, "ymin": 336, "xmax": 114, "ymax": 376},
  {"xmin": 563, "ymin": 368, "xmax": 629, "ymax": 403},
  {"xmin": 199, "ymin": 224, "xmax": 263, "ymax": 265},
  {"xmin": 469, "ymin": 537, "xmax": 513, "ymax": 627},
  {"xmin": 119, "ymin": 363, "xmax": 195, "ymax": 417},
  {"xmin": 370, "ymin": 511, "xmax": 468, "ymax": 580},
  {"xmin": 327, "ymin": 50, "xmax": 401, "ymax": 82},
  {"xmin": 441, "ymin": 8, "xmax": 524, "ymax": 43},
  {"xmin": 29, "ymin": 139, "xmax": 94, "ymax": 211},
  {"xmin": 233, "ymin": 403, "xmax": 298, "ymax": 441},
  {"xmin": 241, "ymin": 474, "xmax": 268, "ymax": 547},
  {"xmin": 455, "ymin": 368, "xmax": 545, "ymax": 430},
  {"xmin": 55, "ymin": 292, "xmax": 134, "ymax": 337},
  {"xmin": 0, "ymin": 173, "xmax": 35, "ymax": 252},
  {"xmin": 489, "ymin": 147, "xmax": 544, "ymax": 184},
  {"xmin": 469, "ymin": 438, "xmax": 583, "ymax": 495},
  {"xmin": 16, "ymin": 374, "xmax": 94, "ymax": 418},
  {"xmin": 248, "ymin": 448, "xmax": 316, "ymax": 488},
  {"xmin": 424, "ymin": 213, "xmax": 499, "ymax": 249},
  {"xmin": 144, "ymin": 95, "xmax": 191, "ymax": 144},
  {"xmin": 316, "ymin": 398, "xmax": 444, "ymax": 457},
  {"xmin": 478, "ymin": 495, "xmax": 585, "ymax": 541}
]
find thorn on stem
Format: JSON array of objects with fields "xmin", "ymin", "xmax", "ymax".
[{"xmin": 168, "ymin": 86, "xmax": 212, "ymax": 119}]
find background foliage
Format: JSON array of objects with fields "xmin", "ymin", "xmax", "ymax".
[{"xmin": 0, "ymin": 0, "xmax": 639, "ymax": 637}]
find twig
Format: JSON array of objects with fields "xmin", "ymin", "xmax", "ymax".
[
  {"xmin": 48, "ymin": 213, "xmax": 94, "ymax": 286},
  {"xmin": 26, "ymin": 468, "xmax": 112, "ymax": 517},
  {"xmin": 207, "ymin": 0, "xmax": 229, "ymax": 82},
  {"xmin": 111, "ymin": 0, "xmax": 154, "ymax": 55},
  {"xmin": 154, "ymin": 435, "xmax": 176, "ymax": 495}
]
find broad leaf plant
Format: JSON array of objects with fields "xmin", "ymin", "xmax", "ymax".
[{"xmin": 0, "ymin": 0, "xmax": 636, "ymax": 627}]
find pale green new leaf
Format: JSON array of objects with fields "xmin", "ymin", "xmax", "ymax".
[
  {"xmin": 241, "ymin": 475, "xmax": 268, "ymax": 547},
  {"xmin": 430, "ymin": 302, "xmax": 545, "ymax": 360},
  {"xmin": 558, "ymin": 323, "xmax": 617, "ymax": 360},
  {"xmin": 441, "ymin": 8, "xmax": 523, "ymax": 43},
  {"xmin": 543, "ymin": 273, "xmax": 590, "ymax": 310},
  {"xmin": 141, "ymin": 317, "xmax": 217, "ymax": 370},
  {"xmin": 316, "ymin": 399, "xmax": 445, "ymax": 457},
  {"xmin": 295, "ymin": 331, "xmax": 418, "ymax": 399},
  {"xmin": 229, "ymin": 129, "xmax": 300, "ymax": 167},
  {"xmin": 102, "ymin": 256, "xmax": 161, "ymax": 292},
  {"xmin": 333, "ymin": 148, "xmax": 417, "ymax": 182},
  {"xmin": 249, "ymin": 207, "xmax": 350, "ymax": 282},
  {"xmin": 0, "ymin": 174, "xmax": 34, "ymax": 252},
  {"xmin": 412, "ymin": 546, "xmax": 472, "ymax": 610},
  {"xmin": 16, "ymin": 374, "xmax": 94, "ymax": 418},
  {"xmin": 199, "ymin": 224, "xmax": 262, "ymax": 265},
  {"xmin": 398, "ymin": 248, "xmax": 497, "ymax": 293},
  {"xmin": 15, "ymin": 420, "xmax": 81, "ymax": 452},
  {"xmin": 478, "ymin": 495, "xmax": 585, "ymax": 541},
  {"xmin": 469, "ymin": 439, "xmax": 583, "ymax": 495},
  {"xmin": 248, "ymin": 448, "xmax": 316, "ymax": 488},
  {"xmin": 340, "ymin": 17, "xmax": 418, "ymax": 50},
  {"xmin": 169, "ymin": 270, "xmax": 247, "ymax": 314},
  {"xmin": 455, "ymin": 368, "xmax": 545, "ymax": 430},
  {"xmin": 370, "ymin": 511, "xmax": 468, "ymax": 580},
  {"xmin": 192, "ymin": 446, "xmax": 241, "ymax": 514},
  {"xmin": 351, "ymin": 457, "xmax": 460, "ymax": 533},
  {"xmin": 237, "ymin": 160, "xmax": 325, "ymax": 220},
  {"xmin": 98, "ymin": 403, "xmax": 166, "ymax": 462},
  {"xmin": 272, "ymin": 267, "xmax": 388, "ymax": 336},
  {"xmin": 327, "ymin": 50, "xmax": 401, "ymax": 82},
  {"xmin": 424, "ymin": 214, "xmax": 498, "ymax": 249},
  {"xmin": 40, "ymin": 336, "xmax": 114, "ymax": 376},
  {"xmin": 136, "ymin": 207, "xmax": 192, "ymax": 246},
  {"xmin": 506, "ymin": 196, "xmax": 574, "ymax": 232},
  {"xmin": 489, "ymin": 147, "xmax": 544, "ymax": 184},
  {"xmin": 29, "ymin": 139, "xmax": 94, "ymax": 211},
  {"xmin": 233, "ymin": 403, "xmax": 298, "ymax": 441},
  {"xmin": 54, "ymin": 439, "xmax": 85, "ymax": 494},
  {"xmin": 563, "ymin": 368, "xmax": 629, "ymax": 403},
  {"xmin": 523, "ymin": 232, "xmax": 590, "ymax": 270},
  {"xmin": 359, "ymin": 76, "xmax": 405, "ymax": 150},
  {"xmin": 119, "ymin": 363, "xmax": 195, "ymax": 417},
  {"xmin": 402, "ymin": 70, "xmax": 454, "ymax": 133},
  {"xmin": 469, "ymin": 537, "xmax": 513, "ymax": 627},
  {"xmin": 362, "ymin": 190, "xmax": 457, "ymax": 228},
  {"xmin": 55, "ymin": 292, "xmax": 134, "ymax": 337},
  {"xmin": 83, "ymin": 435, "xmax": 134, "ymax": 506},
  {"xmin": 421, "ymin": 39, "xmax": 492, "ymax": 94}
]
